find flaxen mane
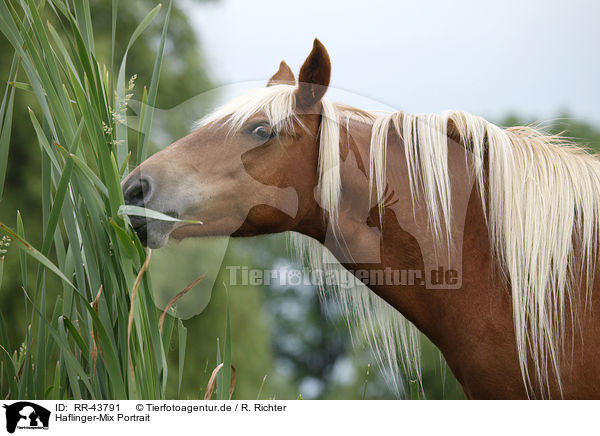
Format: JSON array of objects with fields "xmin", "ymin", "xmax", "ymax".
[{"xmin": 200, "ymin": 84, "xmax": 600, "ymax": 397}]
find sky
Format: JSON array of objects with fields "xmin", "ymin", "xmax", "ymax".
[{"xmin": 184, "ymin": 0, "xmax": 599, "ymax": 126}]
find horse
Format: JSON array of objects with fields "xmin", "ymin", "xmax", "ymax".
[{"xmin": 122, "ymin": 39, "xmax": 600, "ymax": 399}]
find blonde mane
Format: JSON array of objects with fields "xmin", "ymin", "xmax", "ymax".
[{"xmin": 201, "ymin": 85, "xmax": 600, "ymax": 398}]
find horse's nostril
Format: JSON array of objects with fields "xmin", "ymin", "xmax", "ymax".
[{"xmin": 123, "ymin": 176, "xmax": 153, "ymax": 207}]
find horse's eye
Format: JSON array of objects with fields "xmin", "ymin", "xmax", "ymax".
[{"xmin": 251, "ymin": 125, "xmax": 272, "ymax": 140}]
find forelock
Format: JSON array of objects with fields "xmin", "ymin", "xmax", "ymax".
[{"xmin": 197, "ymin": 85, "xmax": 299, "ymax": 135}]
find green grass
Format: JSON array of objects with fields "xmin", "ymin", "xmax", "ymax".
[{"xmin": 0, "ymin": 0, "xmax": 191, "ymax": 400}]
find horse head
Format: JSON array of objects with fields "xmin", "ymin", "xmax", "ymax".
[{"xmin": 123, "ymin": 39, "xmax": 332, "ymax": 248}]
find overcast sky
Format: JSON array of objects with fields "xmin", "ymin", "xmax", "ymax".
[{"xmin": 185, "ymin": 0, "xmax": 599, "ymax": 126}]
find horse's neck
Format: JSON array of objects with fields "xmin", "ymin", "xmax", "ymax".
[
  {"xmin": 291, "ymin": 114, "xmax": 600, "ymax": 399},
  {"xmin": 303, "ymin": 115, "xmax": 525, "ymax": 397},
  {"xmin": 322, "ymin": 116, "xmax": 480, "ymax": 323}
]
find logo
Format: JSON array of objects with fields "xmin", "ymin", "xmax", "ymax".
[{"xmin": 2, "ymin": 402, "xmax": 50, "ymax": 433}]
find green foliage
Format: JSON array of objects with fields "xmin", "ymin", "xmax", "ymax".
[
  {"xmin": 0, "ymin": 0, "xmax": 179, "ymax": 400},
  {"xmin": 501, "ymin": 113, "xmax": 600, "ymax": 152},
  {"xmin": 215, "ymin": 302, "xmax": 232, "ymax": 400}
]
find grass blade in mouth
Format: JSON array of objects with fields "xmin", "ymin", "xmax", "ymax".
[{"xmin": 118, "ymin": 205, "xmax": 203, "ymax": 224}]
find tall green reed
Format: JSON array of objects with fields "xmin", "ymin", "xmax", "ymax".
[{"xmin": 0, "ymin": 0, "xmax": 187, "ymax": 400}]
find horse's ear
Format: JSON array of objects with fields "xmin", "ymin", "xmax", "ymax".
[
  {"xmin": 267, "ymin": 61, "xmax": 295, "ymax": 86},
  {"xmin": 295, "ymin": 38, "xmax": 331, "ymax": 110}
]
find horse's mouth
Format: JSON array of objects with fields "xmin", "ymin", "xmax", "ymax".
[{"xmin": 130, "ymin": 210, "xmax": 179, "ymax": 248}]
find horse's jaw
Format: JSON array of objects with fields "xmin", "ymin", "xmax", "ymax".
[{"xmin": 169, "ymin": 223, "xmax": 205, "ymax": 241}]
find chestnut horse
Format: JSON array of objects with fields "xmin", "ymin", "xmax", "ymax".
[{"xmin": 122, "ymin": 39, "xmax": 600, "ymax": 399}]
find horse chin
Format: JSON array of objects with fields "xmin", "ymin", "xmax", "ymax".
[
  {"xmin": 146, "ymin": 232, "xmax": 170, "ymax": 249},
  {"xmin": 134, "ymin": 220, "xmax": 174, "ymax": 249}
]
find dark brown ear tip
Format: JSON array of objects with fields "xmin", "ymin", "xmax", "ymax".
[
  {"xmin": 310, "ymin": 39, "xmax": 330, "ymax": 67},
  {"xmin": 310, "ymin": 39, "xmax": 326, "ymax": 56},
  {"xmin": 295, "ymin": 38, "xmax": 331, "ymax": 108}
]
